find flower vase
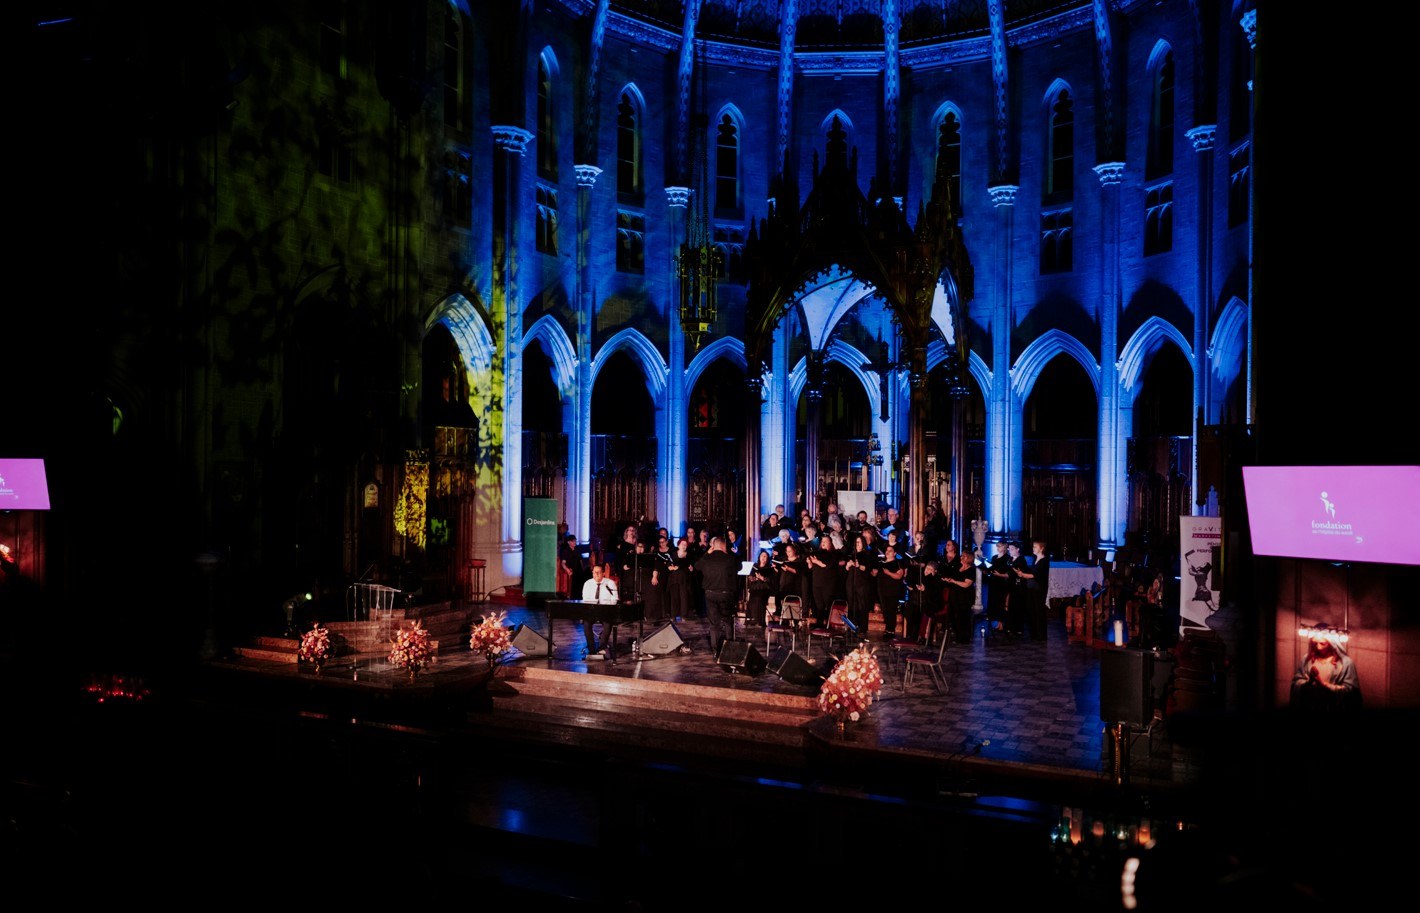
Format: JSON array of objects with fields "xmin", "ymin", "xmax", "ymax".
[
  {"xmin": 835, "ymin": 718, "xmax": 847, "ymax": 739},
  {"xmin": 408, "ymin": 666, "xmax": 418, "ymax": 683},
  {"xmin": 313, "ymin": 660, "xmax": 324, "ymax": 676}
]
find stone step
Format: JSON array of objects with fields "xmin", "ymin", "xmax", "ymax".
[
  {"xmin": 504, "ymin": 667, "xmax": 818, "ymax": 725},
  {"xmin": 497, "ymin": 686, "xmax": 816, "ymax": 733},
  {"xmin": 254, "ymin": 636, "xmax": 299, "ymax": 650},
  {"xmin": 473, "ymin": 696, "xmax": 811, "ymax": 767},
  {"xmin": 491, "ymin": 691, "xmax": 810, "ymax": 743},
  {"xmin": 233, "ymin": 645, "xmax": 298, "ymax": 664}
]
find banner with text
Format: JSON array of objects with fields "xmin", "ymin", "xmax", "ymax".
[
  {"xmin": 523, "ymin": 498, "xmax": 559, "ymax": 594},
  {"xmin": 1179, "ymin": 515, "xmax": 1223, "ymax": 634}
]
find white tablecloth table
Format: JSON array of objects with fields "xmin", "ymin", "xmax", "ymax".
[{"xmin": 1046, "ymin": 561, "xmax": 1104, "ymax": 602}]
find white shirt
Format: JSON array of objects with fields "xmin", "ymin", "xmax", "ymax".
[{"xmin": 581, "ymin": 576, "xmax": 619, "ymax": 604}]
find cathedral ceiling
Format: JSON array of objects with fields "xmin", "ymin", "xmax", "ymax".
[{"xmin": 609, "ymin": 1, "xmax": 1093, "ymax": 50}]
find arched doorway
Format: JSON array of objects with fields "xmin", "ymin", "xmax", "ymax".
[
  {"xmin": 687, "ymin": 358, "xmax": 746, "ymax": 534},
  {"xmin": 927, "ymin": 363, "xmax": 985, "ymax": 547},
  {"xmin": 419, "ymin": 323, "xmax": 479, "ymax": 601},
  {"xmin": 1128, "ymin": 344, "xmax": 1192, "ymax": 558},
  {"xmin": 590, "ymin": 349, "xmax": 656, "ymax": 552},
  {"xmin": 798, "ymin": 359, "xmax": 875, "ymax": 517},
  {"xmin": 275, "ymin": 290, "xmax": 396, "ymax": 608},
  {"xmin": 1022, "ymin": 355, "xmax": 1097, "ymax": 560},
  {"xmin": 521, "ymin": 338, "xmax": 567, "ymax": 511}
]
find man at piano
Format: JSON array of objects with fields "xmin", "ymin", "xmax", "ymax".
[{"xmin": 580, "ymin": 563, "xmax": 621, "ymax": 660}]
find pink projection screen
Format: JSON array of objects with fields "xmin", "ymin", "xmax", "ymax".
[
  {"xmin": 1242, "ymin": 465, "xmax": 1420, "ymax": 565},
  {"xmin": 0, "ymin": 459, "xmax": 50, "ymax": 510}
]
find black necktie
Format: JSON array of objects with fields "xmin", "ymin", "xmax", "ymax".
[{"xmin": 595, "ymin": 582, "xmax": 602, "ymax": 601}]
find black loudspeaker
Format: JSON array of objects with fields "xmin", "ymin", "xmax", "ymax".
[
  {"xmin": 717, "ymin": 640, "xmax": 767, "ymax": 675},
  {"xmin": 640, "ymin": 622, "xmax": 685, "ymax": 655},
  {"xmin": 510, "ymin": 623, "xmax": 550, "ymax": 657},
  {"xmin": 767, "ymin": 647, "xmax": 825, "ymax": 687},
  {"xmin": 1100, "ymin": 647, "xmax": 1152, "ymax": 725}
]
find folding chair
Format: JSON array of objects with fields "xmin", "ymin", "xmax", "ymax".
[
  {"xmin": 902, "ymin": 628, "xmax": 952, "ymax": 693},
  {"xmin": 766, "ymin": 595, "xmax": 804, "ymax": 655},
  {"xmin": 807, "ymin": 599, "xmax": 849, "ymax": 659}
]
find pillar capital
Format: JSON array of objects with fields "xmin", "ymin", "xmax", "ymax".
[
  {"xmin": 1093, "ymin": 161, "xmax": 1125, "ymax": 186},
  {"xmin": 988, "ymin": 183, "xmax": 1020, "ymax": 207},
  {"xmin": 1241, "ymin": 9, "xmax": 1256, "ymax": 49},
  {"xmin": 491, "ymin": 125, "xmax": 533, "ymax": 155},
  {"xmin": 665, "ymin": 185, "xmax": 691, "ymax": 208},
  {"xmin": 1186, "ymin": 125, "xmax": 1218, "ymax": 152},
  {"xmin": 574, "ymin": 164, "xmax": 603, "ymax": 187}
]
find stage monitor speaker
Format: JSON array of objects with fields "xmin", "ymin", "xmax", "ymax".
[
  {"xmin": 640, "ymin": 622, "xmax": 685, "ymax": 656},
  {"xmin": 717, "ymin": 640, "xmax": 767, "ymax": 676},
  {"xmin": 510, "ymin": 623, "xmax": 550, "ymax": 658},
  {"xmin": 1100, "ymin": 646, "xmax": 1152, "ymax": 726},
  {"xmin": 767, "ymin": 646, "xmax": 825, "ymax": 687}
]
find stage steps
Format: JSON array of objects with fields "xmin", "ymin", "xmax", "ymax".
[
  {"xmin": 471, "ymin": 666, "xmax": 820, "ymax": 766},
  {"xmin": 232, "ymin": 636, "xmax": 299, "ymax": 664}
]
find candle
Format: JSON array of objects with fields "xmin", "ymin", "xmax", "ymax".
[{"xmin": 1114, "ymin": 619, "xmax": 1125, "ymax": 645}]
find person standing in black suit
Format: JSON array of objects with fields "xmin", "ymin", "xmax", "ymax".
[
  {"xmin": 696, "ymin": 536, "xmax": 741, "ymax": 657},
  {"xmin": 777, "ymin": 542, "xmax": 808, "ymax": 610},
  {"xmin": 745, "ymin": 549, "xmax": 775, "ymax": 626},
  {"xmin": 1006, "ymin": 541, "xmax": 1029, "ymax": 638},
  {"xmin": 986, "ymin": 541, "xmax": 1012, "ymax": 637},
  {"xmin": 874, "ymin": 544, "xmax": 907, "ymax": 640},
  {"xmin": 1014, "ymin": 538, "xmax": 1051, "ymax": 642},
  {"xmin": 807, "ymin": 532, "xmax": 843, "ymax": 624},
  {"xmin": 666, "ymin": 539, "xmax": 694, "ymax": 624},
  {"xmin": 906, "ymin": 559, "xmax": 946, "ymax": 643},
  {"xmin": 844, "ymin": 533, "xmax": 877, "ymax": 635},
  {"xmin": 945, "ymin": 549, "xmax": 977, "ymax": 643}
]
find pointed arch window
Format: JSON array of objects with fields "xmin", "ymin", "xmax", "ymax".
[
  {"xmin": 935, "ymin": 110, "xmax": 962, "ymax": 216},
  {"xmin": 715, "ymin": 113, "xmax": 740, "ymax": 216},
  {"xmin": 537, "ymin": 51, "xmax": 558, "ymax": 180},
  {"xmin": 1147, "ymin": 48, "xmax": 1175, "ymax": 179},
  {"xmin": 1228, "ymin": 144, "xmax": 1250, "ymax": 228},
  {"xmin": 1046, "ymin": 88, "xmax": 1074, "ymax": 199},
  {"xmin": 1144, "ymin": 183, "xmax": 1173, "ymax": 255},
  {"xmin": 617, "ymin": 91, "xmax": 643, "ymax": 202},
  {"xmin": 1040, "ymin": 209, "xmax": 1073, "ymax": 274}
]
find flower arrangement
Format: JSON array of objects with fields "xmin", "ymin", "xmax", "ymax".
[
  {"xmin": 818, "ymin": 643, "xmax": 885, "ymax": 723},
  {"xmin": 389, "ymin": 621, "xmax": 434, "ymax": 674},
  {"xmin": 469, "ymin": 610, "xmax": 514, "ymax": 662},
  {"xmin": 298, "ymin": 623, "xmax": 332, "ymax": 666}
]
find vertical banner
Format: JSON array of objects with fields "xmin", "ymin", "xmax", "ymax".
[
  {"xmin": 523, "ymin": 497, "xmax": 558, "ymax": 594},
  {"xmin": 1179, "ymin": 515, "xmax": 1223, "ymax": 634}
]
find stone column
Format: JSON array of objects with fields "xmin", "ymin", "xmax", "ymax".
[
  {"xmin": 663, "ymin": 187, "xmax": 691, "ymax": 535},
  {"xmin": 803, "ymin": 355, "xmax": 822, "ymax": 520},
  {"xmin": 569, "ymin": 164, "xmax": 602, "ymax": 540},
  {"xmin": 1186, "ymin": 124, "xmax": 1217, "ymax": 511},
  {"xmin": 986, "ymin": 183, "xmax": 1020, "ymax": 542},
  {"xmin": 743, "ymin": 375, "xmax": 764, "ymax": 551},
  {"xmin": 1092, "ymin": 161, "xmax": 1125, "ymax": 553},
  {"xmin": 491, "ymin": 125, "xmax": 532, "ymax": 580}
]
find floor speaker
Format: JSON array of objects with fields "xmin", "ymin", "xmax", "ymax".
[
  {"xmin": 510, "ymin": 623, "xmax": 550, "ymax": 657},
  {"xmin": 717, "ymin": 640, "xmax": 767, "ymax": 675},
  {"xmin": 640, "ymin": 622, "xmax": 685, "ymax": 655},
  {"xmin": 767, "ymin": 646, "xmax": 825, "ymax": 687},
  {"xmin": 1100, "ymin": 646, "xmax": 1152, "ymax": 725}
]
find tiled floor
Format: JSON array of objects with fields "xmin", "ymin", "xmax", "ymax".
[{"xmin": 482, "ymin": 602, "xmax": 1192, "ymax": 787}]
